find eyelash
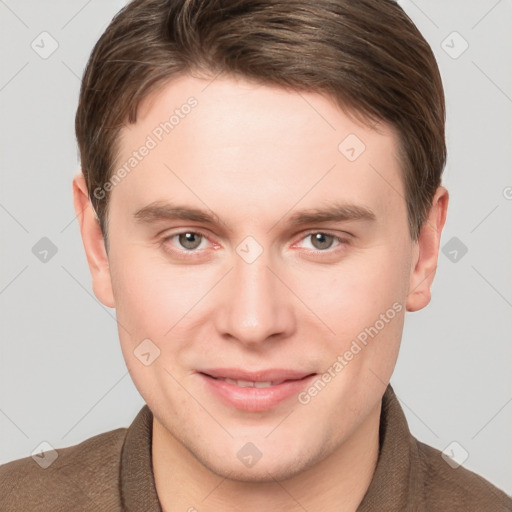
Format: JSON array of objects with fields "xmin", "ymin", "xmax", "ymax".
[
  {"xmin": 297, "ymin": 231, "xmax": 351, "ymax": 253},
  {"xmin": 160, "ymin": 230, "xmax": 351, "ymax": 258}
]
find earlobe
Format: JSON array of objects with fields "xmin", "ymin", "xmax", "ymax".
[
  {"xmin": 406, "ymin": 186, "xmax": 449, "ymax": 312},
  {"xmin": 72, "ymin": 173, "xmax": 115, "ymax": 308}
]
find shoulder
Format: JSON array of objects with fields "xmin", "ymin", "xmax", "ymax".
[
  {"xmin": 415, "ymin": 439, "xmax": 512, "ymax": 511},
  {"xmin": 0, "ymin": 426, "xmax": 128, "ymax": 512}
]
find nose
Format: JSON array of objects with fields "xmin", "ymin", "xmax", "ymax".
[{"xmin": 214, "ymin": 251, "xmax": 296, "ymax": 349}]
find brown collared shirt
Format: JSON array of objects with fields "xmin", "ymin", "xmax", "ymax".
[{"xmin": 1, "ymin": 385, "xmax": 511, "ymax": 511}]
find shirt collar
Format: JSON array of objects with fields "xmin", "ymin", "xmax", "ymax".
[
  {"xmin": 120, "ymin": 404, "xmax": 162, "ymax": 512},
  {"xmin": 356, "ymin": 383, "xmax": 425, "ymax": 511},
  {"xmin": 120, "ymin": 384, "xmax": 420, "ymax": 511}
]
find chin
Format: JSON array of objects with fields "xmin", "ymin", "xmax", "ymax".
[
  {"xmin": 211, "ymin": 463, "xmax": 303, "ymax": 483},
  {"xmin": 199, "ymin": 449, "xmax": 317, "ymax": 483}
]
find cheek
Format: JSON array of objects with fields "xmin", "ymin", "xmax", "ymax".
[
  {"xmin": 110, "ymin": 247, "xmax": 222, "ymax": 344},
  {"xmin": 305, "ymin": 247, "xmax": 405, "ymax": 324},
  {"xmin": 109, "ymin": 249, "xmax": 180, "ymax": 336},
  {"xmin": 297, "ymin": 246, "xmax": 407, "ymax": 376},
  {"xmin": 109, "ymin": 253, "xmax": 197, "ymax": 393}
]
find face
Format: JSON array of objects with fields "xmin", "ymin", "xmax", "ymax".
[{"xmin": 75, "ymin": 73, "xmax": 447, "ymax": 482}]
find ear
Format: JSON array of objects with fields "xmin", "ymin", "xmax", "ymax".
[
  {"xmin": 406, "ymin": 185, "xmax": 449, "ymax": 312},
  {"xmin": 72, "ymin": 173, "xmax": 115, "ymax": 308}
]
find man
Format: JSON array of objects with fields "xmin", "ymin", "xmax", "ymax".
[{"xmin": 1, "ymin": 0, "xmax": 511, "ymax": 510}]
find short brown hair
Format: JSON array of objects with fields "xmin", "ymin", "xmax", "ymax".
[{"xmin": 75, "ymin": 0, "xmax": 446, "ymax": 243}]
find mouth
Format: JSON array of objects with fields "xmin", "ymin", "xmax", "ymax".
[
  {"xmin": 196, "ymin": 369, "xmax": 317, "ymax": 411},
  {"xmin": 203, "ymin": 376, "xmax": 293, "ymax": 387}
]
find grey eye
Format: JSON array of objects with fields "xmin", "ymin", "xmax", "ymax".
[
  {"xmin": 178, "ymin": 232, "xmax": 203, "ymax": 250},
  {"xmin": 309, "ymin": 233, "xmax": 335, "ymax": 250}
]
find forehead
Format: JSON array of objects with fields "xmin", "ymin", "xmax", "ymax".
[
  {"xmin": 132, "ymin": 73, "xmax": 395, "ymax": 152},
  {"xmin": 111, "ymin": 74, "xmax": 405, "ymax": 229}
]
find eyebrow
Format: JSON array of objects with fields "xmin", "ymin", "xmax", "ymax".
[
  {"xmin": 287, "ymin": 202, "xmax": 376, "ymax": 225},
  {"xmin": 134, "ymin": 201, "xmax": 225, "ymax": 227},
  {"xmin": 133, "ymin": 200, "xmax": 376, "ymax": 229}
]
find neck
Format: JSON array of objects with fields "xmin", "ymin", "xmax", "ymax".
[{"xmin": 152, "ymin": 401, "xmax": 381, "ymax": 512}]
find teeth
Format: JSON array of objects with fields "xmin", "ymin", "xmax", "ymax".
[
  {"xmin": 254, "ymin": 381, "xmax": 273, "ymax": 388},
  {"xmin": 221, "ymin": 378, "xmax": 282, "ymax": 387},
  {"xmin": 236, "ymin": 379, "xmax": 254, "ymax": 387}
]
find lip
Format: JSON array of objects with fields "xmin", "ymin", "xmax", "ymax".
[
  {"xmin": 197, "ymin": 368, "xmax": 317, "ymax": 412},
  {"xmin": 199, "ymin": 368, "xmax": 314, "ymax": 382}
]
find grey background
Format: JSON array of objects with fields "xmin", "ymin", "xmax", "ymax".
[{"xmin": 1, "ymin": 0, "xmax": 511, "ymax": 496}]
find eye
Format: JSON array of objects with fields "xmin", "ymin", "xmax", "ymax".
[
  {"xmin": 296, "ymin": 232, "xmax": 349, "ymax": 251},
  {"xmin": 164, "ymin": 231, "xmax": 208, "ymax": 251}
]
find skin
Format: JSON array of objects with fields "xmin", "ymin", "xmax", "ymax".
[{"xmin": 73, "ymin": 73, "xmax": 448, "ymax": 511}]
